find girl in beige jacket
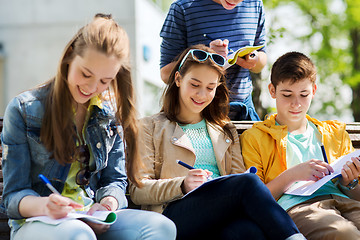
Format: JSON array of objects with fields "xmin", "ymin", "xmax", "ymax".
[{"xmin": 130, "ymin": 44, "xmax": 305, "ymax": 240}]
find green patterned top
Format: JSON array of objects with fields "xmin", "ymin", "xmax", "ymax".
[{"xmin": 180, "ymin": 119, "xmax": 221, "ymax": 178}]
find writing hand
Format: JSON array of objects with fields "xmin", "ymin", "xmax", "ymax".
[
  {"xmin": 45, "ymin": 194, "xmax": 83, "ymax": 219},
  {"xmin": 85, "ymin": 203, "xmax": 111, "ymax": 234},
  {"xmin": 209, "ymin": 39, "xmax": 229, "ymax": 58},
  {"xmin": 182, "ymin": 169, "xmax": 213, "ymax": 193},
  {"xmin": 339, "ymin": 156, "xmax": 360, "ymax": 186},
  {"xmin": 289, "ymin": 159, "xmax": 334, "ymax": 182}
]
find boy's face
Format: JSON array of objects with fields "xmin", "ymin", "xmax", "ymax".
[
  {"xmin": 212, "ymin": 0, "xmax": 244, "ymax": 10},
  {"xmin": 268, "ymin": 78, "xmax": 317, "ymax": 127}
]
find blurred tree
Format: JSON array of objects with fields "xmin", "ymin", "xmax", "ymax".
[
  {"xmin": 151, "ymin": 0, "xmax": 173, "ymax": 11},
  {"xmin": 263, "ymin": 0, "xmax": 360, "ymax": 121}
]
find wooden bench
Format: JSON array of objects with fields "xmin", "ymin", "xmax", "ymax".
[
  {"xmin": 0, "ymin": 118, "xmax": 360, "ymax": 239},
  {"xmin": 232, "ymin": 121, "xmax": 360, "ymax": 150}
]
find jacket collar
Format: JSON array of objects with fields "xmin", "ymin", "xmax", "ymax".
[
  {"xmin": 207, "ymin": 122, "xmax": 232, "ymax": 167},
  {"xmin": 171, "ymin": 120, "xmax": 232, "ymax": 166},
  {"xmin": 253, "ymin": 114, "xmax": 343, "ymax": 170}
]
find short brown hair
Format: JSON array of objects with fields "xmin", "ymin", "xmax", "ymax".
[{"xmin": 271, "ymin": 51, "xmax": 317, "ymax": 88}]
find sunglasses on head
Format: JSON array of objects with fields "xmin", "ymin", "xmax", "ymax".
[
  {"xmin": 178, "ymin": 49, "xmax": 226, "ymax": 70},
  {"xmin": 75, "ymin": 145, "xmax": 91, "ymax": 186}
]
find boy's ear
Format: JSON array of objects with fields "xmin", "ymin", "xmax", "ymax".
[
  {"xmin": 312, "ymin": 83, "xmax": 317, "ymax": 97},
  {"xmin": 268, "ymin": 83, "xmax": 276, "ymax": 99}
]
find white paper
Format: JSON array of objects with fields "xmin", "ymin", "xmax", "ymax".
[
  {"xmin": 26, "ymin": 210, "xmax": 121, "ymax": 225},
  {"xmin": 285, "ymin": 150, "xmax": 360, "ymax": 196}
]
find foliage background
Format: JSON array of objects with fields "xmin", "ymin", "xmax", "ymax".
[{"xmin": 153, "ymin": 0, "xmax": 360, "ymax": 122}]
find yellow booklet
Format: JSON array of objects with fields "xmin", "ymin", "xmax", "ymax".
[{"xmin": 224, "ymin": 45, "xmax": 265, "ymax": 69}]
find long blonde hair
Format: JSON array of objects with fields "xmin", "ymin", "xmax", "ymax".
[{"xmin": 41, "ymin": 14, "xmax": 141, "ymax": 186}]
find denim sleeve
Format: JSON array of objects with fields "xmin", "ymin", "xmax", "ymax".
[
  {"xmin": 1, "ymin": 97, "xmax": 40, "ymax": 219},
  {"xmin": 160, "ymin": 2, "xmax": 188, "ymax": 68},
  {"xmin": 95, "ymin": 132, "xmax": 128, "ymax": 209}
]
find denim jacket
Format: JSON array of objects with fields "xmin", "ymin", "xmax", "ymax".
[{"xmin": 0, "ymin": 85, "xmax": 128, "ymax": 224}]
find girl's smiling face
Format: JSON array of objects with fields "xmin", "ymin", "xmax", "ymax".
[
  {"xmin": 175, "ymin": 64, "xmax": 220, "ymax": 123},
  {"xmin": 67, "ymin": 48, "xmax": 122, "ymax": 106}
]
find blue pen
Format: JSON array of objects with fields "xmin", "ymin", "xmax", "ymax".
[
  {"xmin": 177, "ymin": 160, "xmax": 213, "ymax": 180},
  {"xmin": 320, "ymin": 145, "xmax": 329, "ymax": 164},
  {"xmin": 39, "ymin": 174, "xmax": 61, "ymax": 195},
  {"xmin": 203, "ymin": 33, "xmax": 234, "ymax": 53},
  {"xmin": 176, "ymin": 160, "xmax": 195, "ymax": 170}
]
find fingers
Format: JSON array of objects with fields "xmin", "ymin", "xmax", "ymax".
[
  {"xmin": 188, "ymin": 169, "xmax": 209, "ymax": 182},
  {"xmin": 209, "ymin": 39, "xmax": 229, "ymax": 57},
  {"xmin": 204, "ymin": 169, "xmax": 213, "ymax": 178},
  {"xmin": 309, "ymin": 159, "xmax": 332, "ymax": 176},
  {"xmin": 86, "ymin": 203, "xmax": 111, "ymax": 234},
  {"xmin": 47, "ymin": 194, "xmax": 83, "ymax": 219},
  {"xmin": 235, "ymin": 52, "xmax": 258, "ymax": 69},
  {"xmin": 51, "ymin": 194, "xmax": 83, "ymax": 209},
  {"xmin": 297, "ymin": 159, "xmax": 333, "ymax": 182},
  {"xmin": 341, "ymin": 157, "xmax": 360, "ymax": 185},
  {"xmin": 87, "ymin": 203, "xmax": 108, "ymax": 216},
  {"xmin": 210, "ymin": 39, "xmax": 228, "ymax": 47},
  {"xmin": 183, "ymin": 169, "xmax": 211, "ymax": 193}
]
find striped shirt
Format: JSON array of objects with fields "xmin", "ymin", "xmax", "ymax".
[{"xmin": 160, "ymin": 0, "xmax": 266, "ymax": 102}]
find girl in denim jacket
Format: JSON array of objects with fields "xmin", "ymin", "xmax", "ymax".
[{"xmin": 0, "ymin": 14, "xmax": 175, "ymax": 240}]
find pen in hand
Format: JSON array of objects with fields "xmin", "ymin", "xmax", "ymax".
[
  {"xmin": 176, "ymin": 160, "xmax": 195, "ymax": 170},
  {"xmin": 203, "ymin": 34, "xmax": 234, "ymax": 53},
  {"xmin": 38, "ymin": 174, "xmax": 61, "ymax": 195},
  {"xmin": 38, "ymin": 174, "xmax": 83, "ymax": 217},
  {"xmin": 320, "ymin": 145, "xmax": 329, "ymax": 164},
  {"xmin": 176, "ymin": 160, "xmax": 213, "ymax": 180}
]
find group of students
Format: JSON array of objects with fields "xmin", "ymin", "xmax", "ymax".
[{"xmin": 1, "ymin": 1, "xmax": 360, "ymax": 240}]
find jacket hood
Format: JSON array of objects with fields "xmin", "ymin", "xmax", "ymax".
[
  {"xmin": 252, "ymin": 114, "xmax": 346, "ymax": 143},
  {"xmin": 252, "ymin": 114, "xmax": 287, "ymax": 140}
]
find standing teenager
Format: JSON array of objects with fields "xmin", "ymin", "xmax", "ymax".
[
  {"xmin": 160, "ymin": 0, "xmax": 267, "ymax": 120},
  {"xmin": 130, "ymin": 44, "xmax": 305, "ymax": 240},
  {"xmin": 0, "ymin": 14, "xmax": 176, "ymax": 240}
]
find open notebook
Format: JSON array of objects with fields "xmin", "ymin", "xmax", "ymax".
[
  {"xmin": 26, "ymin": 210, "xmax": 121, "ymax": 225},
  {"xmin": 182, "ymin": 166, "xmax": 257, "ymax": 198},
  {"xmin": 285, "ymin": 149, "xmax": 360, "ymax": 196}
]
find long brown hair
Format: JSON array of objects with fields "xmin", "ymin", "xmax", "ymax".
[
  {"xmin": 162, "ymin": 44, "xmax": 233, "ymax": 140},
  {"xmin": 40, "ymin": 14, "xmax": 141, "ymax": 186}
]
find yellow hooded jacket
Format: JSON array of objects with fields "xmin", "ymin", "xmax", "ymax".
[{"xmin": 240, "ymin": 114, "xmax": 354, "ymax": 184}]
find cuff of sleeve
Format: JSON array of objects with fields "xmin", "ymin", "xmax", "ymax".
[
  {"xmin": 95, "ymin": 186, "xmax": 127, "ymax": 209},
  {"xmin": 6, "ymin": 189, "xmax": 39, "ymax": 219}
]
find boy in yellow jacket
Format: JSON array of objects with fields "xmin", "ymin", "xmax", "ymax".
[{"xmin": 241, "ymin": 51, "xmax": 360, "ymax": 239}]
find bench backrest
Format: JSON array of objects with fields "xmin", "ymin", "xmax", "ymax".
[{"xmin": 232, "ymin": 121, "xmax": 360, "ymax": 150}]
